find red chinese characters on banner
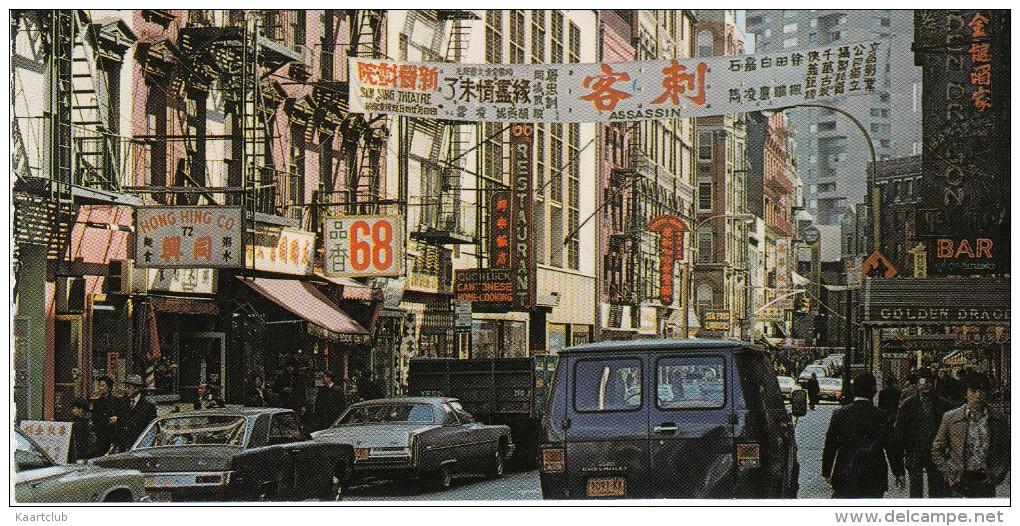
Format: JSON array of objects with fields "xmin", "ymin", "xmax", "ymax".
[
  {"xmin": 652, "ymin": 60, "xmax": 708, "ymax": 106},
  {"xmin": 580, "ymin": 64, "xmax": 633, "ymax": 111},
  {"xmin": 357, "ymin": 62, "xmax": 441, "ymax": 91},
  {"xmin": 489, "ymin": 191, "xmax": 513, "ymax": 269}
]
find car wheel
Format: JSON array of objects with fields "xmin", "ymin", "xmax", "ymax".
[{"xmin": 488, "ymin": 443, "xmax": 506, "ymax": 479}]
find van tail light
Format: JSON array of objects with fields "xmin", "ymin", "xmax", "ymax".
[
  {"xmin": 737, "ymin": 443, "xmax": 761, "ymax": 468},
  {"xmin": 541, "ymin": 447, "xmax": 565, "ymax": 473}
]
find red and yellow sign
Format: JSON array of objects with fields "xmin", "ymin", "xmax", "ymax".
[{"xmin": 323, "ymin": 216, "xmax": 404, "ymax": 277}]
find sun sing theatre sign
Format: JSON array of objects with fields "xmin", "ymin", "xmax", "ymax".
[{"xmin": 349, "ymin": 40, "xmax": 889, "ymax": 123}]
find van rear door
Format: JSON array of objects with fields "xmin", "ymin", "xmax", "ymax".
[
  {"xmin": 563, "ymin": 355, "xmax": 649, "ymax": 498},
  {"xmin": 647, "ymin": 353, "xmax": 736, "ymax": 498}
]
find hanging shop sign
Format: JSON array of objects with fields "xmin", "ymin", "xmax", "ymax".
[
  {"xmin": 349, "ymin": 40, "xmax": 889, "ymax": 123},
  {"xmin": 135, "ymin": 206, "xmax": 242, "ymax": 268},
  {"xmin": 647, "ymin": 214, "xmax": 688, "ymax": 306},
  {"xmin": 454, "ymin": 268, "xmax": 516, "ymax": 311},
  {"xmin": 510, "ymin": 124, "xmax": 536, "ymax": 310},
  {"xmin": 489, "ymin": 190, "xmax": 513, "ymax": 269},
  {"xmin": 914, "ymin": 10, "xmax": 1009, "ymax": 275},
  {"xmin": 775, "ymin": 238, "xmax": 794, "ymax": 309},
  {"xmin": 323, "ymin": 216, "xmax": 404, "ymax": 277},
  {"xmin": 148, "ymin": 268, "xmax": 217, "ymax": 294},
  {"xmin": 702, "ymin": 309, "xmax": 732, "ymax": 331},
  {"xmin": 246, "ymin": 226, "xmax": 314, "ymax": 275}
]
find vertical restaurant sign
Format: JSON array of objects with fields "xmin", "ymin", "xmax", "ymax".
[
  {"xmin": 914, "ymin": 10, "xmax": 1009, "ymax": 275},
  {"xmin": 348, "ymin": 40, "xmax": 890, "ymax": 123},
  {"xmin": 647, "ymin": 214, "xmax": 689, "ymax": 306},
  {"xmin": 775, "ymin": 238, "xmax": 793, "ymax": 309},
  {"xmin": 246, "ymin": 226, "xmax": 315, "ymax": 275},
  {"xmin": 323, "ymin": 216, "xmax": 404, "ymax": 277},
  {"xmin": 489, "ymin": 191, "xmax": 513, "ymax": 269},
  {"xmin": 510, "ymin": 123, "xmax": 535, "ymax": 310},
  {"xmin": 135, "ymin": 207, "xmax": 242, "ymax": 268}
]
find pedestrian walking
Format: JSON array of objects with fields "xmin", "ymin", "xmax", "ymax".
[
  {"xmin": 821, "ymin": 372, "xmax": 905, "ymax": 498},
  {"xmin": 805, "ymin": 373, "xmax": 821, "ymax": 410},
  {"xmin": 90, "ymin": 376, "xmax": 119, "ymax": 455},
  {"xmin": 312, "ymin": 370, "xmax": 346, "ymax": 431},
  {"xmin": 878, "ymin": 374, "xmax": 901, "ymax": 417},
  {"xmin": 893, "ymin": 368, "xmax": 953, "ymax": 498},
  {"xmin": 899, "ymin": 370, "xmax": 920, "ymax": 407},
  {"xmin": 111, "ymin": 374, "xmax": 157, "ymax": 453},
  {"xmin": 931, "ymin": 371, "xmax": 1010, "ymax": 498},
  {"xmin": 68, "ymin": 397, "xmax": 98, "ymax": 462}
]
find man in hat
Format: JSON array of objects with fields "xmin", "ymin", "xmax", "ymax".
[
  {"xmin": 312, "ymin": 370, "xmax": 346, "ymax": 431},
  {"xmin": 821, "ymin": 372, "xmax": 905, "ymax": 498},
  {"xmin": 111, "ymin": 374, "xmax": 157, "ymax": 453},
  {"xmin": 931, "ymin": 371, "xmax": 1010, "ymax": 498},
  {"xmin": 894, "ymin": 368, "xmax": 954, "ymax": 498}
]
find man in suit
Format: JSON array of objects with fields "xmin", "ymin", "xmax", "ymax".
[
  {"xmin": 312, "ymin": 370, "xmax": 346, "ymax": 431},
  {"xmin": 894, "ymin": 368, "xmax": 954, "ymax": 498},
  {"xmin": 931, "ymin": 371, "xmax": 1009, "ymax": 498},
  {"xmin": 111, "ymin": 374, "xmax": 157, "ymax": 452},
  {"xmin": 90, "ymin": 376, "xmax": 119, "ymax": 455},
  {"xmin": 822, "ymin": 372, "xmax": 905, "ymax": 498}
]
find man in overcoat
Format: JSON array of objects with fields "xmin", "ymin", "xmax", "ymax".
[
  {"xmin": 111, "ymin": 374, "xmax": 157, "ymax": 452},
  {"xmin": 931, "ymin": 371, "xmax": 1009, "ymax": 498},
  {"xmin": 822, "ymin": 372, "xmax": 905, "ymax": 498},
  {"xmin": 312, "ymin": 370, "xmax": 346, "ymax": 431},
  {"xmin": 893, "ymin": 368, "xmax": 954, "ymax": 498}
]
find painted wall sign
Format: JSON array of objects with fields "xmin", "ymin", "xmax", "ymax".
[
  {"xmin": 135, "ymin": 207, "xmax": 242, "ymax": 268},
  {"xmin": 323, "ymin": 216, "xmax": 404, "ymax": 277},
  {"xmin": 348, "ymin": 40, "xmax": 890, "ymax": 122}
]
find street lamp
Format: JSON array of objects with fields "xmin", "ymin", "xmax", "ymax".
[{"xmin": 683, "ymin": 213, "xmax": 755, "ymax": 339}]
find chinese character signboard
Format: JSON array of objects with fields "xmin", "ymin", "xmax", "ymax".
[
  {"xmin": 323, "ymin": 216, "xmax": 404, "ymax": 277},
  {"xmin": 775, "ymin": 238, "xmax": 793, "ymax": 309},
  {"xmin": 19, "ymin": 421, "xmax": 73, "ymax": 464},
  {"xmin": 148, "ymin": 268, "xmax": 217, "ymax": 294},
  {"xmin": 647, "ymin": 214, "xmax": 689, "ymax": 306},
  {"xmin": 246, "ymin": 226, "xmax": 315, "ymax": 275},
  {"xmin": 349, "ymin": 40, "xmax": 890, "ymax": 123},
  {"xmin": 489, "ymin": 191, "xmax": 513, "ymax": 269},
  {"xmin": 135, "ymin": 207, "xmax": 242, "ymax": 268},
  {"xmin": 914, "ymin": 10, "xmax": 1009, "ymax": 275},
  {"xmin": 703, "ymin": 309, "xmax": 732, "ymax": 331}
]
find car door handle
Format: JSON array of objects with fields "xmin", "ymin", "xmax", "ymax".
[{"xmin": 654, "ymin": 423, "xmax": 679, "ymax": 435}]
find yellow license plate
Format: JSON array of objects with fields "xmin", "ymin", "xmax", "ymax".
[
  {"xmin": 587, "ymin": 477, "xmax": 625, "ymax": 497},
  {"xmin": 355, "ymin": 447, "xmax": 370, "ymax": 461}
]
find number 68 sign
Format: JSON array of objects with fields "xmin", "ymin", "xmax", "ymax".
[{"xmin": 324, "ymin": 215, "xmax": 404, "ymax": 277}]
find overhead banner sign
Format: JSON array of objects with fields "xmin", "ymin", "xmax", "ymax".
[
  {"xmin": 349, "ymin": 40, "xmax": 889, "ymax": 122},
  {"xmin": 135, "ymin": 206, "xmax": 242, "ymax": 268},
  {"xmin": 323, "ymin": 216, "xmax": 404, "ymax": 277}
]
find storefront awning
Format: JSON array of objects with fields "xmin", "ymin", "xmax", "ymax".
[
  {"xmin": 318, "ymin": 275, "xmax": 379, "ymax": 301},
  {"xmin": 239, "ymin": 277, "xmax": 370, "ymax": 340}
]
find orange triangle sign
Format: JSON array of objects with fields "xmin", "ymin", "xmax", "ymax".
[{"xmin": 862, "ymin": 250, "xmax": 898, "ymax": 279}]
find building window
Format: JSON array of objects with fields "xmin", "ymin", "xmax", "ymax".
[
  {"xmin": 760, "ymin": 42, "xmax": 770, "ymax": 53},
  {"xmin": 697, "ymin": 229, "xmax": 713, "ymax": 263},
  {"xmin": 763, "ymin": 28, "xmax": 772, "ymax": 38},
  {"xmin": 550, "ymin": 123, "xmax": 563, "ymax": 202},
  {"xmin": 485, "ymin": 11, "xmax": 503, "ymax": 64},
  {"xmin": 870, "ymin": 108, "xmax": 889, "ymax": 118},
  {"xmin": 808, "ymin": 32, "xmax": 817, "ymax": 43},
  {"xmin": 870, "ymin": 123, "xmax": 891, "ymax": 134},
  {"xmin": 697, "ymin": 30, "xmax": 713, "ymax": 57},
  {"xmin": 509, "ymin": 10, "xmax": 525, "ymax": 64},
  {"xmin": 809, "ymin": 18, "xmax": 818, "ymax": 28},
  {"xmin": 568, "ymin": 22, "xmax": 580, "ymax": 63},
  {"xmin": 567, "ymin": 123, "xmax": 580, "ymax": 270},
  {"xmin": 783, "ymin": 37, "xmax": 798, "ymax": 49},
  {"xmin": 698, "ymin": 131, "xmax": 713, "ymax": 160},
  {"xmin": 783, "ymin": 9, "xmax": 797, "ymax": 19},
  {"xmin": 698, "ymin": 183, "xmax": 713, "ymax": 211},
  {"xmin": 531, "ymin": 10, "xmax": 546, "ymax": 63},
  {"xmin": 783, "ymin": 22, "xmax": 798, "ymax": 33},
  {"xmin": 551, "ymin": 10, "xmax": 564, "ymax": 63},
  {"xmin": 829, "ymin": 31, "xmax": 841, "ymax": 42},
  {"xmin": 817, "ymin": 121, "xmax": 837, "ymax": 132}
]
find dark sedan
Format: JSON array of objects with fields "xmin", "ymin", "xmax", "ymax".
[
  {"xmin": 311, "ymin": 397, "xmax": 513, "ymax": 490},
  {"xmin": 91, "ymin": 408, "xmax": 353, "ymax": 501}
]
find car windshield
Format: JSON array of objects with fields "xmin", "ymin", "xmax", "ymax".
[
  {"xmin": 336, "ymin": 403, "xmax": 435, "ymax": 425},
  {"xmin": 137, "ymin": 415, "xmax": 247, "ymax": 448}
]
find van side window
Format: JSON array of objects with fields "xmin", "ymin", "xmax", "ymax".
[
  {"xmin": 656, "ymin": 356, "xmax": 725, "ymax": 409},
  {"xmin": 573, "ymin": 359, "xmax": 642, "ymax": 412}
]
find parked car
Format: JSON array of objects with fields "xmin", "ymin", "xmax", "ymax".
[
  {"xmin": 798, "ymin": 365, "xmax": 830, "ymax": 384},
  {"xmin": 14, "ymin": 427, "xmax": 148, "ymax": 503},
  {"xmin": 90, "ymin": 408, "xmax": 354, "ymax": 501},
  {"xmin": 539, "ymin": 339, "xmax": 802, "ymax": 499},
  {"xmin": 311, "ymin": 397, "xmax": 513, "ymax": 490},
  {"xmin": 817, "ymin": 377, "xmax": 843, "ymax": 401},
  {"xmin": 776, "ymin": 376, "xmax": 799, "ymax": 399},
  {"xmin": 820, "ymin": 354, "xmax": 844, "ymax": 376}
]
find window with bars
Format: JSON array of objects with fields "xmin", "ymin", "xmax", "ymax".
[
  {"xmin": 697, "ymin": 228, "xmax": 713, "ymax": 263},
  {"xmin": 509, "ymin": 10, "xmax": 525, "ymax": 64},
  {"xmin": 568, "ymin": 21, "xmax": 580, "ymax": 63},
  {"xmin": 486, "ymin": 11, "xmax": 503, "ymax": 64},
  {"xmin": 550, "ymin": 205, "xmax": 564, "ymax": 267},
  {"xmin": 551, "ymin": 11, "xmax": 564, "ymax": 63},
  {"xmin": 531, "ymin": 10, "xmax": 546, "ymax": 63}
]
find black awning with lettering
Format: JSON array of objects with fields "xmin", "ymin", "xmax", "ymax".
[{"xmin": 862, "ymin": 277, "xmax": 1009, "ymax": 325}]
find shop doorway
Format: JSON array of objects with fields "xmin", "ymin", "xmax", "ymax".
[
  {"xmin": 54, "ymin": 315, "xmax": 86, "ymax": 419},
  {"xmin": 178, "ymin": 332, "xmax": 226, "ymax": 404}
]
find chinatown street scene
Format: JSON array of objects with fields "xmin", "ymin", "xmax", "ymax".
[{"xmin": 10, "ymin": 9, "xmax": 1010, "ymax": 505}]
